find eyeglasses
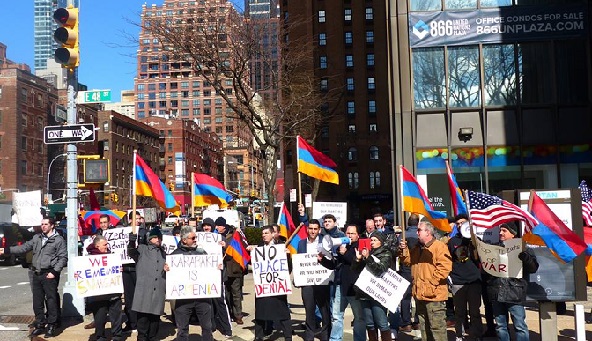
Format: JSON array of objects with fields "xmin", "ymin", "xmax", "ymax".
[{"xmin": 188, "ymin": 236, "xmax": 197, "ymax": 240}]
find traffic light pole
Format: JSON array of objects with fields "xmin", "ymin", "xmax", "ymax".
[{"xmin": 62, "ymin": 66, "xmax": 84, "ymax": 318}]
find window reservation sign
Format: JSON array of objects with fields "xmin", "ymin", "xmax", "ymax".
[{"xmin": 409, "ymin": 4, "xmax": 587, "ymax": 48}]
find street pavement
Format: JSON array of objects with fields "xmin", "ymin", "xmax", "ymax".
[{"xmin": 1, "ymin": 263, "xmax": 592, "ymax": 340}]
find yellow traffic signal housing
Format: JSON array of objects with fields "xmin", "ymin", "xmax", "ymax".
[
  {"xmin": 53, "ymin": 6, "xmax": 79, "ymax": 68},
  {"xmin": 169, "ymin": 182, "xmax": 175, "ymax": 191},
  {"xmin": 113, "ymin": 193, "xmax": 119, "ymax": 203}
]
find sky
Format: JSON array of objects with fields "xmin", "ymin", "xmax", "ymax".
[{"xmin": 0, "ymin": 0, "xmax": 244, "ymax": 102}]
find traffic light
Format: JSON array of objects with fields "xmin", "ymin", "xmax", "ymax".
[
  {"xmin": 113, "ymin": 193, "xmax": 119, "ymax": 203},
  {"xmin": 53, "ymin": 6, "xmax": 79, "ymax": 68},
  {"xmin": 169, "ymin": 182, "xmax": 175, "ymax": 191},
  {"xmin": 109, "ymin": 193, "xmax": 115, "ymax": 202}
]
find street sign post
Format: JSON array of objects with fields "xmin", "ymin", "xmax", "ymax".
[
  {"xmin": 77, "ymin": 90, "xmax": 111, "ymax": 104},
  {"xmin": 44, "ymin": 124, "xmax": 95, "ymax": 144}
]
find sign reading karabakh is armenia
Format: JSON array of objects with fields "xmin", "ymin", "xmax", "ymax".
[
  {"xmin": 166, "ymin": 254, "xmax": 223, "ymax": 299},
  {"xmin": 291, "ymin": 253, "xmax": 334, "ymax": 286},
  {"xmin": 72, "ymin": 254, "xmax": 123, "ymax": 297},
  {"xmin": 251, "ymin": 244, "xmax": 292, "ymax": 297}
]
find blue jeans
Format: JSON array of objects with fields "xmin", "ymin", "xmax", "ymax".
[
  {"xmin": 492, "ymin": 301, "xmax": 529, "ymax": 341},
  {"xmin": 330, "ymin": 293, "xmax": 366, "ymax": 341},
  {"xmin": 388, "ymin": 306, "xmax": 400, "ymax": 332},
  {"xmin": 362, "ymin": 300, "xmax": 389, "ymax": 332}
]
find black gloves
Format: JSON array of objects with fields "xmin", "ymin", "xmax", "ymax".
[
  {"xmin": 128, "ymin": 233, "xmax": 138, "ymax": 243},
  {"xmin": 518, "ymin": 251, "xmax": 529, "ymax": 261}
]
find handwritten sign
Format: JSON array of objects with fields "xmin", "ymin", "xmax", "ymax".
[
  {"xmin": 312, "ymin": 202, "xmax": 347, "ymax": 227},
  {"xmin": 161, "ymin": 233, "xmax": 223, "ymax": 256},
  {"xmin": 476, "ymin": 238, "xmax": 523, "ymax": 278},
  {"xmin": 251, "ymin": 245, "xmax": 292, "ymax": 297},
  {"xmin": 83, "ymin": 227, "xmax": 135, "ymax": 264},
  {"xmin": 166, "ymin": 254, "xmax": 222, "ymax": 299},
  {"xmin": 354, "ymin": 268, "xmax": 410, "ymax": 313},
  {"xmin": 13, "ymin": 190, "xmax": 43, "ymax": 227},
  {"xmin": 72, "ymin": 254, "xmax": 123, "ymax": 298},
  {"xmin": 292, "ymin": 253, "xmax": 334, "ymax": 286}
]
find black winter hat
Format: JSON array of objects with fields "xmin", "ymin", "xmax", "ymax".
[
  {"xmin": 148, "ymin": 227, "xmax": 163, "ymax": 239},
  {"xmin": 215, "ymin": 217, "xmax": 226, "ymax": 226},
  {"xmin": 372, "ymin": 231, "xmax": 387, "ymax": 245},
  {"xmin": 202, "ymin": 218, "xmax": 215, "ymax": 227},
  {"xmin": 500, "ymin": 222, "xmax": 518, "ymax": 236}
]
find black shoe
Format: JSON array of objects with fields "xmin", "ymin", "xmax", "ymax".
[
  {"xmin": 45, "ymin": 325, "xmax": 57, "ymax": 338},
  {"xmin": 30, "ymin": 327, "xmax": 46, "ymax": 336},
  {"xmin": 482, "ymin": 329, "xmax": 497, "ymax": 337},
  {"xmin": 586, "ymin": 316, "xmax": 592, "ymax": 324}
]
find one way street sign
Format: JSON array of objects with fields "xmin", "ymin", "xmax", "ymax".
[{"xmin": 44, "ymin": 124, "xmax": 96, "ymax": 144}]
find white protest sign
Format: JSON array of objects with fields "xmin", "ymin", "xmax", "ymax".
[
  {"xmin": 166, "ymin": 254, "xmax": 223, "ymax": 299},
  {"xmin": 161, "ymin": 232, "xmax": 223, "ymax": 256},
  {"xmin": 251, "ymin": 244, "xmax": 292, "ymax": 297},
  {"xmin": 102, "ymin": 227, "xmax": 134, "ymax": 264},
  {"xmin": 13, "ymin": 190, "xmax": 43, "ymax": 227},
  {"xmin": 290, "ymin": 189, "xmax": 297, "ymax": 203},
  {"xmin": 476, "ymin": 238, "xmax": 523, "ymax": 278},
  {"xmin": 292, "ymin": 253, "xmax": 334, "ymax": 286},
  {"xmin": 72, "ymin": 253, "xmax": 123, "ymax": 298},
  {"xmin": 312, "ymin": 202, "xmax": 348, "ymax": 227},
  {"xmin": 355, "ymin": 268, "xmax": 410, "ymax": 313}
]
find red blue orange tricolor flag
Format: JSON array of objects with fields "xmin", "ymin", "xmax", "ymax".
[
  {"xmin": 193, "ymin": 173, "xmax": 233, "ymax": 208},
  {"xmin": 134, "ymin": 153, "xmax": 180, "ymax": 213},
  {"xmin": 400, "ymin": 165, "xmax": 450, "ymax": 232},
  {"xmin": 276, "ymin": 202, "xmax": 296, "ymax": 239},
  {"xmin": 446, "ymin": 161, "xmax": 467, "ymax": 216},
  {"xmin": 226, "ymin": 229, "xmax": 251, "ymax": 270},
  {"xmin": 297, "ymin": 136, "xmax": 339, "ymax": 184}
]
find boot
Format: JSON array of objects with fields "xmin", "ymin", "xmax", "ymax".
[
  {"xmin": 380, "ymin": 330, "xmax": 393, "ymax": 341},
  {"xmin": 367, "ymin": 328, "xmax": 379, "ymax": 341}
]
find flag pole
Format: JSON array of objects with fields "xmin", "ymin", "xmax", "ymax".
[
  {"xmin": 296, "ymin": 136, "xmax": 303, "ymax": 205},
  {"xmin": 398, "ymin": 165, "xmax": 406, "ymax": 242},
  {"xmin": 463, "ymin": 190, "xmax": 479, "ymax": 258},
  {"xmin": 190, "ymin": 172, "xmax": 195, "ymax": 218},
  {"xmin": 285, "ymin": 222, "xmax": 304, "ymax": 246},
  {"xmin": 132, "ymin": 150, "xmax": 138, "ymax": 234}
]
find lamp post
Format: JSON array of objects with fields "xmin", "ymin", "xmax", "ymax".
[{"xmin": 47, "ymin": 153, "xmax": 67, "ymax": 201}]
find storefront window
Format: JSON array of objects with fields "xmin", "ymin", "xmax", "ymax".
[
  {"xmin": 518, "ymin": 42, "xmax": 552, "ymax": 104},
  {"xmin": 413, "ymin": 48, "xmax": 445, "ymax": 109},
  {"xmin": 448, "ymin": 46, "xmax": 481, "ymax": 107},
  {"xmin": 483, "ymin": 44, "xmax": 516, "ymax": 106}
]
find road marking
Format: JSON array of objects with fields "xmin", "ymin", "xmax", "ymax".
[
  {"xmin": 0, "ymin": 325, "xmax": 19, "ymax": 331},
  {"xmin": 17, "ymin": 282, "xmax": 29, "ymax": 285},
  {"xmin": 0, "ymin": 286, "xmax": 11, "ymax": 289}
]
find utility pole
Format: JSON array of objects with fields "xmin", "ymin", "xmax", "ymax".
[{"xmin": 53, "ymin": 1, "xmax": 84, "ymax": 318}]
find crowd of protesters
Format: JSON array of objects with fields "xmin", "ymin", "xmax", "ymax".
[{"xmin": 0, "ymin": 206, "xmax": 554, "ymax": 341}]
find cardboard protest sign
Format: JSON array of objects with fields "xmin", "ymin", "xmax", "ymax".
[
  {"xmin": 13, "ymin": 190, "xmax": 43, "ymax": 227},
  {"xmin": 72, "ymin": 254, "xmax": 123, "ymax": 298},
  {"xmin": 251, "ymin": 244, "xmax": 292, "ymax": 297},
  {"xmin": 161, "ymin": 232, "xmax": 222, "ymax": 256},
  {"xmin": 354, "ymin": 268, "xmax": 410, "ymax": 313},
  {"xmin": 166, "ymin": 254, "xmax": 223, "ymax": 299},
  {"xmin": 96, "ymin": 227, "xmax": 134, "ymax": 264},
  {"xmin": 292, "ymin": 253, "xmax": 334, "ymax": 286},
  {"xmin": 476, "ymin": 238, "xmax": 523, "ymax": 278}
]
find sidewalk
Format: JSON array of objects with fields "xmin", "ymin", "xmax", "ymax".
[{"xmin": 46, "ymin": 275, "xmax": 592, "ymax": 340}]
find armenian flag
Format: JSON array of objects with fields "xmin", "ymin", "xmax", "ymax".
[
  {"xmin": 134, "ymin": 154, "xmax": 180, "ymax": 212},
  {"xmin": 286, "ymin": 224, "xmax": 308, "ymax": 255},
  {"xmin": 226, "ymin": 229, "xmax": 251, "ymax": 270},
  {"xmin": 400, "ymin": 165, "xmax": 450, "ymax": 232},
  {"xmin": 446, "ymin": 161, "xmax": 467, "ymax": 216},
  {"xmin": 277, "ymin": 202, "xmax": 296, "ymax": 239},
  {"xmin": 193, "ymin": 173, "xmax": 233, "ymax": 208},
  {"xmin": 297, "ymin": 136, "xmax": 339, "ymax": 184},
  {"xmin": 530, "ymin": 191, "xmax": 588, "ymax": 263}
]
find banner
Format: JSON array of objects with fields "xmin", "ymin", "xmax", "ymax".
[
  {"xmin": 409, "ymin": 4, "xmax": 587, "ymax": 48},
  {"xmin": 72, "ymin": 254, "xmax": 123, "ymax": 298},
  {"xmin": 251, "ymin": 244, "xmax": 292, "ymax": 297},
  {"xmin": 13, "ymin": 190, "xmax": 43, "ymax": 227},
  {"xmin": 166, "ymin": 254, "xmax": 223, "ymax": 299},
  {"xmin": 292, "ymin": 253, "xmax": 334, "ymax": 286},
  {"xmin": 476, "ymin": 238, "xmax": 523, "ymax": 278},
  {"xmin": 354, "ymin": 268, "xmax": 410, "ymax": 313},
  {"xmin": 161, "ymin": 232, "xmax": 223, "ymax": 256}
]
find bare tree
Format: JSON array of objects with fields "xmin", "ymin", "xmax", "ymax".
[{"xmin": 140, "ymin": 1, "xmax": 336, "ymax": 221}]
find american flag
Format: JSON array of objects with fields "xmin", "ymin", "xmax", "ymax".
[
  {"xmin": 579, "ymin": 180, "xmax": 592, "ymax": 226},
  {"xmin": 467, "ymin": 191, "xmax": 537, "ymax": 232}
]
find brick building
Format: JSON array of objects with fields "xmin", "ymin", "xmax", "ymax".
[
  {"xmin": 139, "ymin": 116, "xmax": 224, "ymax": 213},
  {"xmin": 0, "ymin": 43, "xmax": 58, "ymax": 203},
  {"xmin": 97, "ymin": 110, "xmax": 160, "ymax": 210}
]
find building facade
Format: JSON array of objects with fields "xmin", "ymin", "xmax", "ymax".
[
  {"xmin": 104, "ymin": 90, "xmax": 136, "ymax": 119},
  {"xmin": 0, "ymin": 43, "xmax": 58, "ymax": 202},
  {"xmin": 139, "ymin": 115, "xmax": 224, "ymax": 213},
  {"xmin": 97, "ymin": 110, "xmax": 160, "ymax": 210}
]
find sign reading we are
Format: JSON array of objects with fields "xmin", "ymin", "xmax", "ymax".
[
  {"xmin": 72, "ymin": 254, "xmax": 123, "ymax": 298},
  {"xmin": 251, "ymin": 245, "xmax": 292, "ymax": 297}
]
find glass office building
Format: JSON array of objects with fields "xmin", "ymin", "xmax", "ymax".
[{"xmin": 34, "ymin": 0, "xmax": 78, "ymax": 71}]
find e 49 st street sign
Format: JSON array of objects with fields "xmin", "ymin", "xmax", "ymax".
[{"xmin": 44, "ymin": 124, "xmax": 95, "ymax": 144}]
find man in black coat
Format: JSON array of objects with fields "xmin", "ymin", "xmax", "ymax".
[{"xmin": 170, "ymin": 226, "xmax": 214, "ymax": 341}]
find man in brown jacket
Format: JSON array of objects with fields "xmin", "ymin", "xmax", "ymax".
[{"xmin": 399, "ymin": 219, "xmax": 452, "ymax": 341}]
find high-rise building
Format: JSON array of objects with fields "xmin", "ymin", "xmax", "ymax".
[
  {"xmin": 33, "ymin": 0, "xmax": 79, "ymax": 72},
  {"xmin": 105, "ymin": 90, "xmax": 136, "ymax": 119}
]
